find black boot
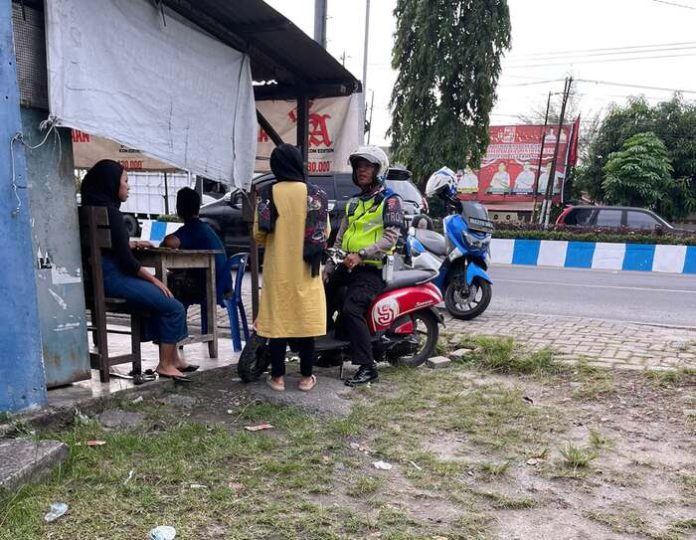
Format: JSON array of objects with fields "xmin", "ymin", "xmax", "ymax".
[{"xmin": 345, "ymin": 363, "xmax": 378, "ymax": 387}]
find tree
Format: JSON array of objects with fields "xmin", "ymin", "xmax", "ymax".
[
  {"xmin": 602, "ymin": 132, "xmax": 673, "ymax": 211},
  {"xmin": 389, "ymin": 0, "xmax": 511, "ymax": 184},
  {"xmin": 576, "ymin": 95, "xmax": 696, "ymax": 218}
]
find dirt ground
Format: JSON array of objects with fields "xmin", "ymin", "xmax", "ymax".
[{"xmin": 1, "ymin": 338, "xmax": 694, "ymax": 539}]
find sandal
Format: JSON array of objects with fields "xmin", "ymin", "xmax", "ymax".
[
  {"xmin": 298, "ymin": 374, "xmax": 317, "ymax": 392},
  {"xmin": 266, "ymin": 376, "xmax": 285, "ymax": 392}
]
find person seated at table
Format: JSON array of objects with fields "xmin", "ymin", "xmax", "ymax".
[
  {"xmin": 80, "ymin": 160, "xmax": 194, "ymax": 382},
  {"xmin": 161, "ymin": 188, "xmax": 231, "ymax": 307}
]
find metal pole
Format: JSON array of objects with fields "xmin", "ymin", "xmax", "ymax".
[
  {"xmin": 296, "ymin": 94, "xmax": 310, "ymax": 174},
  {"xmin": 257, "ymin": 109, "xmax": 284, "ymax": 147},
  {"xmin": 163, "ymin": 171, "xmax": 170, "ymax": 214},
  {"xmin": 530, "ymin": 92, "xmax": 551, "ymax": 223},
  {"xmin": 367, "ymin": 91, "xmax": 375, "ymax": 144},
  {"xmin": 243, "ymin": 186, "xmax": 260, "ymax": 320},
  {"xmin": 313, "ymin": 0, "xmax": 327, "ymax": 48},
  {"xmin": 543, "ymin": 77, "xmax": 572, "ymax": 227},
  {"xmin": 362, "ymin": 0, "xmax": 370, "ymax": 141}
]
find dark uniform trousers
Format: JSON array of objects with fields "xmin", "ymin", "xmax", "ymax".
[{"xmin": 325, "ymin": 265, "xmax": 384, "ymax": 365}]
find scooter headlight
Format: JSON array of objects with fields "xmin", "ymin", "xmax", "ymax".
[{"xmin": 464, "ymin": 232, "xmax": 484, "ymax": 249}]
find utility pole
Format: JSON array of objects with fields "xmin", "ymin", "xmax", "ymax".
[
  {"xmin": 367, "ymin": 91, "xmax": 375, "ymax": 144},
  {"xmin": 531, "ymin": 92, "xmax": 551, "ymax": 223},
  {"xmin": 542, "ymin": 77, "xmax": 572, "ymax": 227},
  {"xmin": 313, "ymin": 0, "xmax": 327, "ymax": 48},
  {"xmin": 362, "ymin": 0, "xmax": 371, "ymax": 141}
]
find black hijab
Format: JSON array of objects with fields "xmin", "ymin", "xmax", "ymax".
[
  {"xmin": 270, "ymin": 144, "xmax": 305, "ymax": 182},
  {"xmin": 81, "ymin": 159, "xmax": 124, "ymax": 208}
]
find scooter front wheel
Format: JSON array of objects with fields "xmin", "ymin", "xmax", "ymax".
[
  {"xmin": 237, "ymin": 332, "xmax": 271, "ymax": 383},
  {"xmin": 445, "ymin": 277, "xmax": 492, "ymax": 320}
]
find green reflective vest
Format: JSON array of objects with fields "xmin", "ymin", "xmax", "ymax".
[{"xmin": 342, "ymin": 196, "xmax": 391, "ymax": 267}]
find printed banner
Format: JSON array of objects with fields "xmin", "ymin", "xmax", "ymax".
[
  {"xmin": 255, "ymin": 94, "xmax": 362, "ymax": 174},
  {"xmin": 72, "ymin": 130, "xmax": 178, "ymax": 171},
  {"xmin": 457, "ymin": 121, "xmax": 580, "ymax": 203}
]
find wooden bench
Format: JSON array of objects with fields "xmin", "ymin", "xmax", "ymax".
[{"xmin": 79, "ymin": 206, "xmax": 142, "ymax": 383}]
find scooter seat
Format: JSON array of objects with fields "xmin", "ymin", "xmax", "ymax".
[
  {"xmin": 383, "ymin": 269, "xmax": 436, "ymax": 292},
  {"xmin": 414, "ymin": 229, "xmax": 448, "ymax": 257}
]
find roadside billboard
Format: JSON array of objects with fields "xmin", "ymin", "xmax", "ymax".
[{"xmin": 457, "ymin": 120, "xmax": 580, "ymax": 203}]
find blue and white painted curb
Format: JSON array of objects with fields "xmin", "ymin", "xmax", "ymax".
[
  {"xmin": 491, "ymin": 238, "xmax": 696, "ymax": 274},
  {"xmin": 139, "ymin": 220, "xmax": 181, "ymax": 246}
]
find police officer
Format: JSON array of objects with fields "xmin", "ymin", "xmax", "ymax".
[{"xmin": 325, "ymin": 146, "xmax": 404, "ymax": 386}]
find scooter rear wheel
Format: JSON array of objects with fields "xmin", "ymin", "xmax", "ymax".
[
  {"xmin": 237, "ymin": 332, "xmax": 271, "ymax": 383},
  {"xmin": 387, "ymin": 310, "xmax": 439, "ymax": 368}
]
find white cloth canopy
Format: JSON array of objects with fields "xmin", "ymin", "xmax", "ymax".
[{"xmin": 45, "ymin": 0, "xmax": 257, "ymax": 189}]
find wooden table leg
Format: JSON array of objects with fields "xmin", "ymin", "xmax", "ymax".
[{"xmin": 207, "ymin": 254, "xmax": 218, "ymax": 358}]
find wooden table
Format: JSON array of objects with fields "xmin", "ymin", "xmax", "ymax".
[{"xmin": 133, "ymin": 247, "xmax": 220, "ymax": 358}]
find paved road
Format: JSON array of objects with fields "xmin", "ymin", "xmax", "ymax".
[{"xmin": 488, "ymin": 265, "xmax": 696, "ymax": 328}]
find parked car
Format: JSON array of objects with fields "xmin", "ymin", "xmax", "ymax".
[
  {"xmin": 556, "ymin": 205, "xmax": 674, "ymax": 231},
  {"xmin": 199, "ymin": 168, "xmax": 428, "ymax": 255}
]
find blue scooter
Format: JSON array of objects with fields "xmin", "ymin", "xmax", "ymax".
[{"xmin": 406, "ymin": 170, "xmax": 493, "ymax": 320}]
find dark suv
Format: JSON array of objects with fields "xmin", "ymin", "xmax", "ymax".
[
  {"xmin": 200, "ymin": 169, "xmax": 427, "ymax": 255},
  {"xmin": 556, "ymin": 205, "xmax": 674, "ymax": 231}
]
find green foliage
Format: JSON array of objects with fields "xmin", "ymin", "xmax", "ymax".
[
  {"xmin": 602, "ymin": 132, "xmax": 674, "ymax": 209},
  {"xmin": 577, "ymin": 96, "xmax": 696, "ymax": 219},
  {"xmin": 389, "ymin": 0, "xmax": 511, "ymax": 184},
  {"xmin": 157, "ymin": 214, "xmax": 183, "ymax": 223},
  {"xmin": 493, "ymin": 227, "xmax": 696, "ymax": 246}
]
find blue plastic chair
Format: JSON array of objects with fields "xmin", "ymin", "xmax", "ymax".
[{"xmin": 223, "ymin": 253, "xmax": 250, "ymax": 352}]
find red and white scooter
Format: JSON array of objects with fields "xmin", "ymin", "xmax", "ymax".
[{"xmin": 238, "ymin": 249, "xmax": 443, "ymax": 382}]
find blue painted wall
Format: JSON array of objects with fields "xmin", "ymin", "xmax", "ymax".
[{"xmin": 0, "ymin": 0, "xmax": 47, "ymax": 412}]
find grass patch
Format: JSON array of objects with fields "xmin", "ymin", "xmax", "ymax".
[
  {"xmin": 346, "ymin": 476, "xmax": 382, "ymax": 497},
  {"xmin": 474, "ymin": 490, "xmax": 537, "ymax": 510},
  {"xmin": 586, "ymin": 510, "xmax": 696, "ymax": 540},
  {"xmin": 644, "ymin": 368, "xmax": 696, "ymax": 387},
  {"xmin": 480, "ymin": 461, "xmax": 510, "ymax": 477},
  {"xmin": 657, "ymin": 519, "xmax": 696, "ymax": 540},
  {"xmin": 455, "ymin": 336, "xmax": 564, "ymax": 376},
  {"xmin": 588, "ymin": 429, "xmax": 613, "ymax": 450},
  {"xmin": 559, "ymin": 443, "xmax": 597, "ymax": 469},
  {"xmin": 586, "ymin": 509, "xmax": 650, "ymax": 536}
]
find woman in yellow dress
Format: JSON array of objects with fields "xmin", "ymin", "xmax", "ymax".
[{"xmin": 254, "ymin": 144, "xmax": 329, "ymax": 392}]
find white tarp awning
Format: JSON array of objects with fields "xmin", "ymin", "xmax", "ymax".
[{"xmin": 45, "ymin": 0, "xmax": 257, "ymax": 189}]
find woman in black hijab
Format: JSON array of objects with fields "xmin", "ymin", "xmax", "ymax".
[
  {"xmin": 254, "ymin": 144, "xmax": 329, "ymax": 392},
  {"xmin": 81, "ymin": 159, "xmax": 193, "ymax": 381}
]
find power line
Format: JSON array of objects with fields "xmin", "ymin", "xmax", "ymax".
[
  {"xmin": 506, "ymin": 51, "xmax": 696, "ymax": 69},
  {"xmin": 576, "ymin": 78, "xmax": 696, "ymax": 95},
  {"xmin": 647, "ymin": 0, "xmax": 696, "ymax": 10},
  {"xmin": 508, "ymin": 41, "xmax": 696, "ymax": 60},
  {"xmin": 509, "ymin": 44, "xmax": 696, "ymax": 63}
]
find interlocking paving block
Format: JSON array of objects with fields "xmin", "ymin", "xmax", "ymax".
[
  {"xmin": 426, "ymin": 356, "xmax": 452, "ymax": 369},
  {"xmin": 0, "ymin": 439, "xmax": 68, "ymax": 490}
]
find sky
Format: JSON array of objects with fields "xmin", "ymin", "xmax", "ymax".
[{"xmin": 265, "ymin": 0, "xmax": 696, "ymax": 146}]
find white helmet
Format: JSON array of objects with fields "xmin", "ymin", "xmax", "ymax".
[
  {"xmin": 348, "ymin": 145, "xmax": 390, "ymax": 178},
  {"xmin": 425, "ymin": 167, "xmax": 456, "ymax": 198}
]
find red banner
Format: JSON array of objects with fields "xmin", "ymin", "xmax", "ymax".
[{"xmin": 457, "ymin": 122, "xmax": 580, "ymax": 203}]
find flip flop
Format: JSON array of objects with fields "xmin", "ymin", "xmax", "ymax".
[
  {"xmin": 156, "ymin": 372, "xmax": 192, "ymax": 383},
  {"xmin": 180, "ymin": 365, "xmax": 200, "ymax": 373},
  {"xmin": 266, "ymin": 376, "xmax": 285, "ymax": 392},
  {"xmin": 298, "ymin": 374, "xmax": 317, "ymax": 392}
]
